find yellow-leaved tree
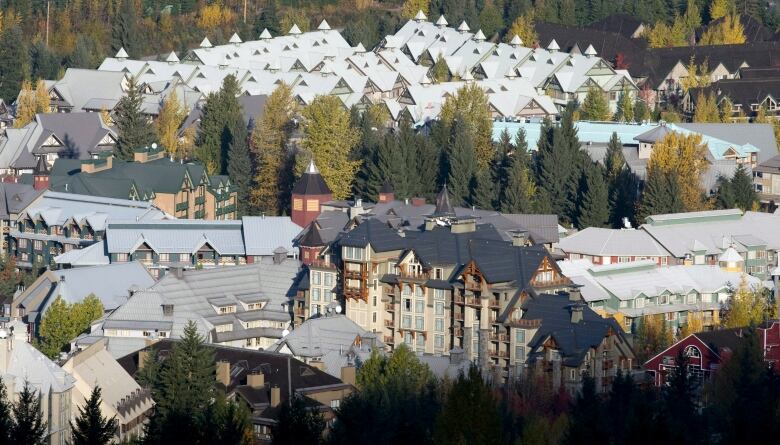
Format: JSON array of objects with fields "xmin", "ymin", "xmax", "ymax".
[
  {"xmin": 401, "ymin": 0, "xmax": 429, "ymax": 19},
  {"xmin": 251, "ymin": 82, "xmax": 297, "ymax": 214},
  {"xmin": 14, "ymin": 80, "xmax": 36, "ymax": 128},
  {"xmin": 723, "ymin": 275, "xmax": 773, "ymax": 328},
  {"xmin": 680, "ymin": 311, "xmax": 705, "ymax": 338},
  {"xmin": 298, "ymin": 95, "xmax": 360, "ymax": 200},
  {"xmin": 35, "ymin": 79, "xmax": 49, "ymax": 113},
  {"xmin": 440, "ymin": 83, "xmax": 494, "ymax": 170},
  {"xmin": 155, "ymin": 90, "xmax": 188, "ymax": 157},
  {"xmin": 648, "ymin": 131, "xmax": 710, "ymax": 211},
  {"xmin": 644, "ymin": 16, "xmax": 689, "ymax": 48},
  {"xmin": 693, "ymin": 91, "xmax": 720, "ymax": 122},
  {"xmin": 700, "ymin": 14, "xmax": 745, "ymax": 45},
  {"xmin": 709, "ymin": 0, "xmax": 734, "ymax": 21},
  {"xmin": 281, "ymin": 10, "xmax": 310, "ymax": 33},
  {"xmin": 198, "ymin": 2, "xmax": 234, "ymax": 30},
  {"xmin": 505, "ymin": 13, "xmax": 537, "ymax": 46},
  {"xmin": 680, "ymin": 56, "xmax": 712, "ymax": 92}
]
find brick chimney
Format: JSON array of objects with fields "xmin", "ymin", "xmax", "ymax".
[
  {"xmin": 378, "ymin": 182, "xmax": 395, "ymax": 203},
  {"xmin": 340, "ymin": 365, "xmax": 356, "ymax": 386}
]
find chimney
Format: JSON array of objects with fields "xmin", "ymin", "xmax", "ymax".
[
  {"xmin": 270, "ymin": 385, "xmax": 281, "ymax": 408},
  {"xmin": 138, "ymin": 349, "xmax": 150, "ymax": 370},
  {"xmin": 216, "ymin": 360, "xmax": 230, "ymax": 386},
  {"xmin": 570, "ymin": 304, "xmax": 583, "ymax": 324},
  {"xmin": 308, "ymin": 360, "xmax": 325, "ymax": 371},
  {"xmin": 273, "ymin": 247, "xmax": 288, "ymax": 264},
  {"xmin": 247, "ymin": 372, "xmax": 265, "ymax": 389},
  {"xmin": 411, "ymin": 197, "xmax": 426, "ymax": 207},
  {"xmin": 568, "ymin": 285, "xmax": 583, "ymax": 302},
  {"xmin": 340, "ymin": 365, "xmax": 356, "ymax": 386},
  {"xmin": 449, "ymin": 347, "xmax": 465, "ymax": 364},
  {"xmin": 511, "ymin": 230, "xmax": 529, "ymax": 247}
]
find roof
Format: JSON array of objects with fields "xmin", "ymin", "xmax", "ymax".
[
  {"xmin": 694, "ymin": 328, "xmax": 750, "ymax": 355},
  {"xmin": 242, "ymin": 216, "xmax": 302, "ymax": 256},
  {"xmin": 0, "ymin": 183, "xmax": 42, "ymax": 219},
  {"xmin": 558, "ymin": 227, "xmax": 670, "ymax": 257},
  {"xmin": 292, "ymin": 161, "xmax": 331, "ymax": 195},
  {"xmin": 0, "ymin": 335, "xmax": 76, "ymax": 395}
]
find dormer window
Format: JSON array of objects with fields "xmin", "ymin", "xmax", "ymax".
[{"xmin": 218, "ymin": 305, "xmax": 236, "ymax": 314}]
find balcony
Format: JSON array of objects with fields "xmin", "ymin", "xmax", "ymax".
[
  {"xmin": 489, "ymin": 333, "xmax": 509, "ymax": 342},
  {"xmin": 454, "ymin": 312, "xmax": 464, "ymax": 321},
  {"xmin": 195, "ymin": 196, "xmax": 205, "ymax": 205},
  {"xmin": 294, "ymin": 307, "xmax": 306, "ymax": 316},
  {"xmin": 453, "ymin": 327, "xmax": 464, "ymax": 337},
  {"xmin": 194, "ymin": 210, "xmax": 205, "ymax": 219},
  {"xmin": 175, "ymin": 202, "xmax": 189, "ymax": 212},
  {"xmin": 465, "ymin": 296, "xmax": 481, "ymax": 307},
  {"xmin": 490, "ymin": 349, "xmax": 509, "ymax": 358},
  {"xmin": 384, "ymin": 319, "xmax": 394, "ymax": 327},
  {"xmin": 508, "ymin": 318, "xmax": 542, "ymax": 328},
  {"xmin": 489, "ymin": 299, "xmax": 500, "ymax": 308},
  {"xmin": 453, "ymin": 295, "xmax": 465, "ymax": 304},
  {"xmin": 385, "ymin": 303, "xmax": 394, "ymax": 311},
  {"xmin": 384, "ymin": 336, "xmax": 395, "ymax": 344}
]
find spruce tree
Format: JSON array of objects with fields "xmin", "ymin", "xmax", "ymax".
[
  {"xmin": 576, "ymin": 163, "xmax": 610, "ymax": 229},
  {"xmin": 614, "ymin": 89, "xmax": 634, "ymax": 123},
  {"xmin": 658, "ymin": 351, "xmax": 701, "ymax": 444},
  {"xmin": 433, "ymin": 366, "xmax": 502, "ymax": 445},
  {"xmin": 227, "ymin": 117, "xmax": 252, "ymax": 217},
  {"xmin": 604, "ymin": 133, "xmax": 638, "ymax": 227},
  {"xmin": 564, "ymin": 375, "xmax": 609, "ymax": 445},
  {"xmin": 112, "ymin": 0, "xmax": 140, "ymax": 57},
  {"xmin": 501, "ymin": 152, "xmax": 536, "ymax": 214},
  {"xmin": 469, "ymin": 168, "xmax": 495, "ymax": 210},
  {"xmin": 364, "ymin": 132, "xmax": 399, "ymax": 201},
  {"xmin": 445, "ymin": 117, "xmax": 476, "ymax": 206},
  {"xmin": 729, "ymin": 164, "xmax": 758, "ymax": 211},
  {"xmin": 352, "ymin": 111, "xmax": 385, "ymax": 200},
  {"xmin": 580, "ymin": 87, "xmax": 611, "ymax": 121},
  {"xmin": 114, "ymin": 78, "xmax": 155, "ymax": 161},
  {"xmin": 0, "ymin": 26, "xmax": 30, "ymax": 103},
  {"xmin": 196, "ymin": 75, "xmax": 242, "ymax": 175},
  {"xmin": 0, "ymin": 378, "xmax": 12, "ymax": 444},
  {"xmin": 640, "ymin": 169, "xmax": 685, "ymax": 220},
  {"xmin": 70, "ymin": 387, "xmax": 118, "ymax": 445},
  {"xmin": 10, "ymin": 383, "xmax": 47, "ymax": 445},
  {"xmin": 271, "ymin": 396, "xmax": 325, "ymax": 445},
  {"xmin": 415, "ymin": 131, "xmax": 440, "ymax": 200},
  {"xmin": 254, "ymin": 0, "xmax": 282, "ymax": 36}
]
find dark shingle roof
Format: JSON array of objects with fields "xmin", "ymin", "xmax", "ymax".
[
  {"xmin": 587, "ymin": 13, "xmax": 645, "ymax": 39},
  {"xmin": 292, "ymin": 161, "xmax": 331, "ymax": 195},
  {"xmin": 338, "ymin": 218, "xmax": 406, "ymax": 250},
  {"xmin": 694, "ymin": 328, "xmax": 749, "ymax": 355}
]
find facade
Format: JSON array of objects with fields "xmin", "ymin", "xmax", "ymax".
[
  {"xmin": 118, "ymin": 340, "xmax": 354, "ymax": 444},
  {"xmin": 644, "ymin": 320, "xmax": 780, "ymax": 386},
  {"xmin": 8, "ymin": 191, "xmax": 167, "ymax": 270},
  {"xmin": 558, "ymin": 259, "xmax": 763, "ymax": 334},
  {"xmin": 0, "ymin": 327, "xmax": 76, "ymax": 445},
  {"xmin": 753, "ymin": 154, "xmax": 780, "ymax": 206},
  {"xmin": 0, "ymin": 182, "xmax": 42, "ymax": 256},
  {"xmin": 48, "ymin": 146, "xmax": 237, "ymax": 220},
  {"xmin": 291, "ymin": 160, "xmax": 333, "ymax": 228},
  {"xmin": 10, "ymin": 262, "xmax": 156, "ymax": 338},
  {"xmin": 62, "ymin": 339, "xmax": 155, "ymax": 442}
]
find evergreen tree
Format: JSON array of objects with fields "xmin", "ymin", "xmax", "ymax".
[
  {"xmin": 580, "ymin": 87, "xmax": 611, "ymax": 121},
  {"xmin": 112, "ymin": 0, "xmax": 140, "ymax": 57},
  {"xmin": 415, "ymin": 130, "xmax": 440, "ymax": 200},
  {"xmin": 433, "ymin": 366, "xmax": 502, "ymax": 445},
  {"xmin": 614, "ymin": 89, "xmax": 635, "ymax": 122},
  {"xmin": 0, "ymin": 378, "xmax": 12, "ymax": 445},
  {"xmin": 114, "ymin": 78, "xmax": 155, "ymax": 161},
  {"xmin": 501, "ymin": 132, "xmax": 536, "ymax": 214},
  {"xmin": 431, "ymin": 54, "xmax": 449, "ymax": 83},
  {"xmin": 10, "ymin": 383, "xmax": 47, "ymax": 445},
  {"xmin": 633, "ymin": 98, "xmax": 652, "ymax": 123},
  {"xmin": 564, "ymin": 375, "xmax": 608, "ymax": 445},
  {"xmin": 196, "ymin": 75, "xmax": 242, "ymax": 175},
  {"xmin": 363, "ymin": 131, "xmax": 400, "ymax": 202},
  {"xmin": 0, "ymin": 26, "xmax": 30, "ymax": 103},
  {"xmin": 227, "ymin": 118, "xmax": 252, "ymax": 217},
  {"xmin": 640, "ymin": 169, "xmax": 685, "ymax": 220},
  {"xmin": 719, "ymin": 164, "xmax": 757, "ymax": 211},
  {"xmin": 576, "ymin": 163, "xmax": 610, "ymax": 229},
  {"xmin": 271, "ymin": 395, "xmax": 325, "ymax": 445},
  {"xmin": 254, "ymin": 0, "xmax": 281, "ymax": 36},
  {"xmin": 659, "ymin": 351, "xmax": 702, "ymax": 444},
  {"xmin": 70, "ymin": 387, "xmax": 119, "ymax": 445},
  {"xmin": 469, "ymin": 167, "xmax": 495, "ymax": 210},
  {"xmin": 29, "ymin": 41, "xmax": 59, "ymax": 81},
  {"xmin": 605, "ymin": 133, "xmax": 638, "ymax": 227},
  {"xmin": 445, "ymin": 116, "xmax": 476, "ymax": 206}
]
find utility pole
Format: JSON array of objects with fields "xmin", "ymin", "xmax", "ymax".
[
  {"xmin": 243, "ymin": 0, "xmax": 248, "ymax": 24},
  {"xmin": 45, "ymin": 1, "xmax": 50, "ymax": 47}
]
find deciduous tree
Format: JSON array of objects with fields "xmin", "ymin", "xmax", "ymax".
[
  {"xmin": 440, "ymin": 83, "xmax": 494, "ymax": 170},
  {"xmin": 723, "ymin": 275, "xmax": 770, "ymax": 328},
  {"xmin": 693, "ymin": 91, "xmax": 720, "ymax": 122},
  {"xmin": 506, "ymin": 13, "xmax": 537, "ymax": 45},
  {"xmin": 14, "ymin": 80, "xmax": 36, "ymax": 128},
  {"xmin": 402, "ymin": 0, "xmax": 430, "ymax": 19},
  {"xmin": 155, "ymin": 90, "xmax": 187, "ymax": 157},
  {"xmin": 647, "ymin": 131, "xmax": 709, "ymax": 211}
]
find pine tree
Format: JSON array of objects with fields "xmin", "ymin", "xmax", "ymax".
[
  {"xmin": 271, "ymin": 395, "xmax": 325, "ymax": 445},
  {"xmin": 439, "ymin": 84, "xmax": 494, "ymax": 170},
  {"xmin": 0, "ymin": 378, "xmax": 12, "ymax": 444},
  {"xmin": 431, "ymin": 54, "xmax": 449, "ymax": 83},
  {"xmin": 254, "ymin": 0, "xmax": 281, "ymax": 36},
  {"xmin": 604, "ymin": 133, "xmax": 638, "ymax": 227},
  {"xmin": 729, "ymin": 164, "xmax": 758, "ymax": 210},
  {"xmin": 10, "ymin": 383, "xmax": 47, "ymax": 445},
  {"xmin": 633, "ymin": 98, "xmax": 652, "ymax": 123},
  {"xmin": 469, "ymin": 167, "xmax": 495, "ymax": 210},
  {"xmin": 196, "ymin": 75, "xmax": 242, "ymax": 175},
  {"xmin": 580, "ymin": 87, "xmax": 611, "ymax": 121},
  {"xmin": 576, "ymin": 163, "xmax": 610, "ymax": 229},
  {"xmin": 0, "ymin": 25, "xmax": 30, "ymax": 103},
  {"xmin": 433, "ymin": 366, "xmax": 502, "ymax": 445},
  {"xmin": 227, "ymin": 117, "xmax": 252, "ymax": 217},
  {"xmin": 70, "ymin": 387, "xmax": 119, "ymax": 445},
  {"xmin": 501, "ymin": 147, "xmax": 536, "ymax": 213},
  {"xmin": 564, "ymin": 375, "xmax": 609, "ymax": 445},
  {"xmin": 251, "ymin": 82, "xmax": 296, "ymax": 215},
  {"xmin": 445, "ymin": 116, "xmax": 476, "ymax": 206},
  {"xmin": 114, "ymin": 78, "xmax": 155, "ymax": 161}
]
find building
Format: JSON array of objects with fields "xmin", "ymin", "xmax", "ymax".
[
  {"xmin": 683, "ymin": 74, "xmax": 780, "ymax": 121},
  {"xmin": 10, "ymin": 262, "xmax": 156, "ymax": 338},
  {"xmin": 45, "ymin": 68, "xmax": 128, "ymax": 113},
  {"xmin": 0, "ymin": 182, "xmax": 42, "ymax": 255},
  {"xmin": 524, "ymin": 291, "xmax": 636, "ymax": 394},
  {"xmin": 78, "ymin": 258, "xmax": 300, "ymax": 356},
  {"xmin": 0, "ymin": 326, "xmax": 76, "ymax": 445},
  {"xmin": 291, "ymin": 160, "xmax": 333, "ymax": 228},
  {"xmin": 558, "ymin": 259, "xmax": 763, "ymax": 333},
  {"xmin": 644, "ymin": 320, "xmax": 780, "ymax": 386},
  {"xmin": 641, "ymin": 209, "xmax": 780, "ymax": 280},
  {"xmin": 557, "ymin": 227, "xmax": 673, "ymax": 266},
  {"xmin": 48, "ymin": 146, "xmax": 237, "ymax": 220},
  {"xmin": 271, "ymin": 313, "xmax": 384, "ymax": 378},
  {"xmin": 61, "ymin": 339, "xmax": 154, "ymax": 442},
  {"xmin": 118, "ymin": 340, "xmax": 354, "ymax": 444},
  {"xmin": 8, "ymin": 191, "xmax": 167, "ymax": 270},
  {"xmin": 753, "ymin": 154, "xmax": 780, "ymax": 206},
  {"xmin": 54, "ymin": 216, "xmax": 302, "ymax": 277}
]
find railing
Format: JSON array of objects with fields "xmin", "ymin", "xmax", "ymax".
[
  {"xmin": 453, "ymin": 328, "xmax": 464, "ymax": 337},
  {"xmin": 507, "ymin": 319, "xmax": 542, "ymax": 328},
  {"xmin": 294, "ymin": 307, "xmax": 306, "ymax": 316},
  {"xmin": 454, "ymin": 295, "xmax": 465, "ymax": 304},
  {"xmin": 489, "ymin": 299, "xmax": 501, "ymax": 308},
  {"xmin": 385, "ymin": 303, "xmax": 394, "ymax": 311},
  {"xmin": 195, "ymin": 196, "xmax": 205, "ymax": 205},
  {"xmin": 384, "ymin": 336, "xmax": 394, "ymax": 344},
  {"xmin": 454, "ymin": 312, "xmax": 464, "ymax": 321},
  {"xmin": 465, "ymin": 296, "xmax": 481, "ymax": 307},
  {"xmin": 490, "ymin": 333, "xmax": 509, "ymax": 342},
  {"xmin": 384, "ymin": 319, "xmax": 394, "ymax": 327},
  {"xmin": 175, "ymin": 202, "xmax": 188, "ymax": 212}
]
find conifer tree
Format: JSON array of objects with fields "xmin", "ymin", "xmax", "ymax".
[
  {"xmin": 604, "ymin": 133, "xmax": 638, "ymax": 227},
  {"xmin": 10, "ymin": 383, "xmax": 47, "ymax": 445},
  {"xmin": 659, "ymin": 351, "xmax": 701, "ymax": 444},
  {"xmin": 112, "ymin": 0, "xmax": 140, "ymax": 57},
  {"xmin": 254, "ymin": 0, "xmax": 281, "ymax": 36},
  {"xmin": 633, "ymin": 99, "xmax": 652, "ymax": 123},
  {"xmin": 716, "ymin": 164, "xmax": 757, "ymax": 211},
  {"xmin": 415, "ymin": 131, "xmax": 440, "ymax": 200},
  {"xmin": 271, "ymin": 395, "xmax": 325, "ymax": 445},
  {"xmin": 580, "ymin": 87, "xmax": 611, "ymax": 121},
  {"xmin": 433, "ymin": 366, "xmax": 502, "ymax": 445},
  {"xmin": 639, "ymin": 169, "xmax": 685, "ymax": 220},
  {"xmin": 576, "ymin": 163, "xmax": 610, "ymax": 229},
  {"xmin": 501, "ymin": 141, "xmax": 536, "ymax": 214},
  {"xmin": 445, "ymin": 117, "xmax": 476, "ymax": 206},
  {"xmin": 227, "ymin": 117, "xmax": 252, "ymax": 217},
  {"xmin": 251, "ymin": 82, "xmax": 296, "ymax": 215},
  {"xmin": 614, "ymin": 89, "xmax": 634, "ymax": 123},
  {"xmin": 0, "ymin": 378, "xmax": 12, "ymax": 444},
  {"xmin": 196, "ymin": 75, "xmax": 242, "ymax": 175},
  {"xmin": 440, "ymin": 84, "xmax": 494, "ymax": 170},
  {"xmin": 469, "ymin": 167, "xmax": 495, "ymax": 210},
  {"xmin": 0, "ymin": 25, "xmax": 30, "ymax": 103},
  {"xmin": 564, "ymin": 375, "xmax": 609, "ymax": 445},
  {"xmin": 114, "ymin": 78, "xmax": 155, "ymax": 161},
  {"xmin": 431, "ymin": 54, "xmax": 449, "ymax": 83},
  {"xmin": 70, "ymin": 387, "xmax": 118, "ymax": 445},
  {"xmin": 298, "ymin": 96, "xmax": 361, "ymax": 200}
]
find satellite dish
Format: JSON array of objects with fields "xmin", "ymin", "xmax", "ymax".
[
  {"xmin": 282, "ymin": 329, "xmax": 290, "ymax": 337},
  {"xmin": 151, "ymin": 143, "xmax": 158, "ymax": 149},
  {"xmin": 336, "ymin": 305, "xmax": 342, "ymax": 314}
]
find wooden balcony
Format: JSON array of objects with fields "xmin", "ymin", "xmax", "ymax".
[
  {"xmin": 489, "ymin": 299, "xmax": 501, "ymax": 308},
  {"xmin": 384, "ymin": 319, "xmax": 394, "ymax": 327},
  {"xmin": 464, "ymin": 296, "xmax": 481, "ymax": 307},
  {"xmin": 507, "ymin": 318, "xmax": 542, "ymax": 328},
  {"xmin": 385, "ymin": 303, "xmax": 394, "ymax": 311},
  {"xmin": 490, "ymin": 349, "xmax": 509, "ymax": 358},
  {"xmin": 294, "ymin": 307, "xmax": 306, "ymax": 316},
  {"xmin": 384, "ymin": 336, "xmax": 395, "ymax": 344},
  {"xmin": 454, "ymin": 312, "xmax": 464, "ymax": 321},
  {"xmin": 453, "ymin": 295, "xmax": 465, "ymax": 304},
  {"xmin": 453, "ymin": 327, "xmax": 464, "ymax": 337},
  {"xmin": 489, "ymin": 333, "xmax": 509, "ymax": 342}
]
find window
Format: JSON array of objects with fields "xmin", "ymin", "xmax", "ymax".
[
  {"xmin": 330, "ymin": 399, "xmax": 340, "ymax": 409},
  {"xmin": 660, "ymin": 295, "xmax": 668, "ymax": 304},
  {"xmin": 686, "ymin": 294, "xmax": 696, "ymax": 304},
  {"xmin": 536, "ymin": 270, "xmax": 553, "ymax": 282},
  {"xmin": 402, "ymin": 315, "xmax": 412, "ymax": 329},
  {"xmin": 158, "ymin": 253, "xmax": 170, "ymax": 262},
  {"xmin": 665, "ymin": 312, "xmax": 677, "ymax": 321},
  {"xmin": 435, "ymin": 318, "xmax": 444, "ymax": 332},
  {"xmin": 293, "ymin": 199, "xmax": 303, "ymax": 211},
  {"xmin": 618, "ymin": 256, "xmax": 631, "ymax": 263},
  {"xmin": 404, "ymin": 298, "xmax": 412, "ymax": 311},
  {"xmin": 372, "ymin": 312, "xmax": 377, "ymax": 322},
  {"xmin": 619, "ymin": 300, "xmax": 629, "ymax": 309},
  {"xmin": 515, "ymin": 346, "xmax": 525, "ymax": 361},
  {"xmin": 434, "ymin": 289, "xmax": 445, "ymax": 300},
  {"xmin": 216, "ymin": 323, "xmax": 233, "ymax": 333},
  {"xmin": 404, "ymin": 332, "xmax": 412, "ymax": 344},
  {"xmin": 415, "ymin": 316, "xmax": 424, "ymax": 330},
  {"xmin": 435, "ymin": 334, "xmax": 444, "ymax": 349},
  {"xmin": 569, "ymin": 369, "xmax": 577, "ymax": 380},
  {"xmin": 313, "ymin": 272, "xmax": 321, "ymax": 285},
  {"xmin": 313, "ymin": 304, "xmax": 320, "ymax": 314},
  {"xmin": 33, "ymin": 240, "xmax": 43, "ymax": 251},
  {"xmin": 515, "ymin": 329, "xmax": 525, "ymax": 343},
  {"xmin": 312, "ymin": 289, "xmax": 321, "ymax": 301},
  {"xmin": 219, "ymin": 305, "xmax": 236, "ymax": 314},
  {"xmin": 701, "ymin": 293, "xmax": 712, "ymax": 303},
  {"xmin": 416, "ymin": 334, "xmax": 425, "ymax": 348},
  {"xmin": 635, "ymin": 297, "xmax": 645, "ymax": 309},
  {"xmin": 324, "ymin": 273, "xmax": 333, "ymax": 286},
  {"xmin": 684, "ymin": 346, "xmax": 701, "ymax": 358},
  {"xmin": 415, "ymin": 300, "xmax": 424, "ymax": 313},
  {"xmin": 435, "ymin": 302, "xmax": 444, "ymax": 315},
  {"xmin": 344, "ymin": 246, "xmax": 364, "ymax": 261},
  {"xmin": 306, "ymin": 199, "xmax": 319, "ymax": 211},
  {"xmin": 434, "ymin": 268, "xmax": 443, "ymax": 279},
  {"xmin": 402, "ymin": 285, "xmax": 412, "ymax": 296}
]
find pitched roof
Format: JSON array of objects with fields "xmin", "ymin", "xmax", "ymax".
[{"xmin": 292, "ymin": 160, "xmax": 331, "ymax": 195}]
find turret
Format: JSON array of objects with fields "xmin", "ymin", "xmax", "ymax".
[
  {"xmin": 291, "ymin": 160, "xmax": 332, "ymax": 228},
  {"xmin": 33, "ymin": 155, "xmax": 50, "ymax": 191}
]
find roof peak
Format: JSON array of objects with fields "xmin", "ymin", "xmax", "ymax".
[
  {"xmin": 306, "ymin": 159, "xmax": 319, "ymax": 174},
  {"xmin": 433, "ymin": 185, "xmax": 455, "ymax": 217},
  {"xmin": 115, "ymin": 47, "xmax": 129, "ymax": 59}
]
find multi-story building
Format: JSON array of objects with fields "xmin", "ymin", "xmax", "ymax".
[
  {"xmin": 0, "ymin": 182, "xmax": 42, "ymax": 257},
  {"xmin": 48, "ymin": 145, "xmax": 237, "ymax": 220},
  {"xmin": 557, "ymin": 227, "xmax": 674, "ymax": 266},
  {"xmin": 558, "ymin": 259, "xmax": 764, "ymax": 334},
  {"xmin": 753, "ymin": 153, "xmax": 780, "ymax": 207},
  {"xmin": 8, "ymin": 190, "xmax": 166, "ymax": 271},
  {"xmin": 1, "ymin": 325, "xmax": 76, "ymax": 445}
]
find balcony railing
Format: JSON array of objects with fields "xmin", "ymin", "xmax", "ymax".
[
  {"xmin": 294, "ymin": 307, "xmax": 305, "ymax": 316},
  {"xmin": 465, "ymin": 296, "xmax": 481, "ymax": 307},
  {"xmin": 195, "ymin": 196, "xmax": 205, "ymax": 205},
  {"xmin": 385, "ymin": 303, "xmax": 394, "ymax": 311},
  {"xmin": 384, "ymin": 336, "xmax": 394, "ymax": 344},
  {"xmin": 384, "ymin": 319, "xmax": 394, "ymax": 327},
  {"xmin": 489, "ymin": 333, "xmax": 509, "ymax": 342},
  {"xmin": 175, "ymin": 202, "xmax": 189, "ymax": 212}
]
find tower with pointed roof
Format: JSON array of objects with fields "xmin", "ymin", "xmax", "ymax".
[
  {"xmin": 291, "ymin": 160, "xmax": 332, "ymax": 228},
  {"xmin": 33, "ymin": 155, "xmax": 50, "ymax": 191}
]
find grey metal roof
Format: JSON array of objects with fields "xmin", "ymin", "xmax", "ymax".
[
  {"xmin": 558, "ymin": 227, "xmax": 671, "ymax": 257},
  {"xmin": 1, "ymin": 336, "xmax": 76, "ymax": 396},
  {"xmin": 0, "ymin": 183, "xmax": 42, "ymax": 219},
  {"xmin": 677, "ymin": 123, "xmax": 779, "ymax": 163},
  {"xmin": 272, "ymin": 314, "xmax": 385, "ymax": 359},
  {"xmin": 20, "ymin": 191, "xmax": 166, "ymax": 228},
  {"xmin": 106, "ymin": 220, "xmax": 246, "ymax": 255},
  {"xmin": 242, "ymin": 216, "xmax": 302, "ymax": 255}
]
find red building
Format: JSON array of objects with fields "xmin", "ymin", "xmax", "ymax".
[
  {"xmin": 291, "ymin": 160, "xmax": 332, "ymax": 228},
  {"xmin": 644, "ymin": 320, "xmax": 780, "ymax": 386}
]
